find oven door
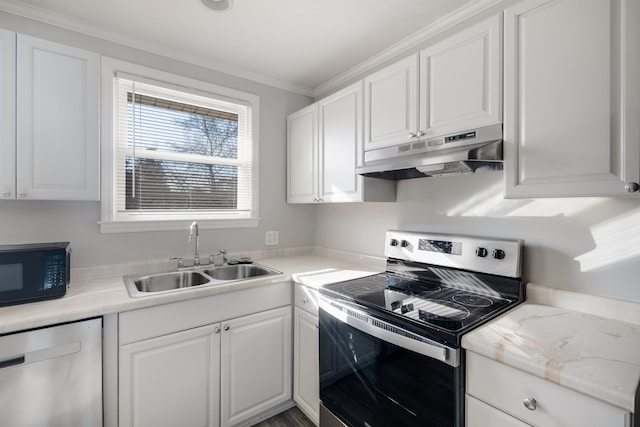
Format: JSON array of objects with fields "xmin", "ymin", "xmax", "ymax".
[{"xmin": 319, "ymin": 297, "xmax": 463, "ymax": 427}]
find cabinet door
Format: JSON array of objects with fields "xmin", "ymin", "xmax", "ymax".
[
  {"xmin": 287, "ymin": 104, "xmax": 318, "ymax": 203},
  {"xmin": 0, "ymin": 29, "xmax": 15, "ymax": 200},
  {"xmin": 419, "ymin": 14, "xmax": 502, "ymax": 139},
  {"xmin": 16, "ymin": 35, "xmax": 100, "ymax": 200},
  {"xmin": 293, "ymin": 307, "xmax": 319, "ymax": 425},
  {"xmin": 319, "ymin": 81, "xmax": 363, "ymax": 203},
  {"xmin": 119, "ymin": 324, "xmax": 221, "ymax": 427},
  {"xmin": 221, "ymin": 306, "xmax": 292, "ymax": 427},
  {"xmin": 364, "ymin": 55, "xmax": 419, "ymax": 151},
  {"xmin": 504, "ymin": 0, "xmax": 640, "ymax": 197}
]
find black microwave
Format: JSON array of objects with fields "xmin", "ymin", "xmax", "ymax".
[{"xmin": 0, "ymin": 242, "xmax": 70, "ymax": 307}]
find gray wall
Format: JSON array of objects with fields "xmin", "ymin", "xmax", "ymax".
[
  {"xmin": 2, "ymin": 11, "xmax": 640, "ymax": 305},
  {"xmin": 0, "ymin": 11, "xmax": 316, "ymax": 266},
  {"xmin": 315, "ymin": 172, "xmax": 640, "ymax": 303},
  {"xmin": 310, "ymin": 0, "xmax": 640, "ymax": 304}
]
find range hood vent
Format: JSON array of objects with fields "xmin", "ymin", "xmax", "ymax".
[{"xmin": 356, "ymin": 124, "xmax": 503, "ymax": 181}]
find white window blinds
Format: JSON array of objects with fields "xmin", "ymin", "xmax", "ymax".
[{"xmin": 114, "ymin": 77, "xmax": 253, "ymax": 217}]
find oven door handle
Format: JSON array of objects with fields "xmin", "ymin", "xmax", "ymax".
[{"xmin": 319, "ymin": 297, "xmax": 459, "ymax": 367}]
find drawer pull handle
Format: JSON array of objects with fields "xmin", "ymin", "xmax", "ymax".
[{"xmin": 523, "ymin": 397, "xmax": 537, "ymax": 411}]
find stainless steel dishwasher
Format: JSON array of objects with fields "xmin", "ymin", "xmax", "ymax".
[{"xmin": 0, "ymin": 318, "xmax": 102, "ymax": 426}]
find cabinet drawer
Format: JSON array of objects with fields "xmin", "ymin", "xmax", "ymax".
[
  {"xmin": 119, "ymin": 281, "xmax": 291, "ymax": 344},
  {"xmin": 466, "ymin": 394, "xmax": 531, "ymax": 427},
  {"xmin": 295, "ymin": 284, "xmax": 319, "ymax": 316},
  {"xmin": 466, "ymin": 352, "xmax": 629, "ymax": 427}
]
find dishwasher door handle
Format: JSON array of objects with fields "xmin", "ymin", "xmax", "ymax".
[{"xmin": 0, "ymin": 355, "xmax": 25, "ymax": 370}]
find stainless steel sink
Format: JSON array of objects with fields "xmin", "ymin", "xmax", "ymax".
[
  {"xmin": 132, "ymin": 271, "xmax": 210, "ymax": 293},
  {"xmin": 123, "ymin": 263, "xmax": 282, "ymax": 297},
  {"xmin": 202, "ymin": 264, "xmax": 276, "ymax": 280}
]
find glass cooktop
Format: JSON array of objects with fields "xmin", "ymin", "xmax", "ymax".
[{"xmin": 320, "ymin": 261, "xmax": 523, "ymax": 347}]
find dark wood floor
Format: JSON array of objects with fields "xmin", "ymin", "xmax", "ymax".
[{"xmin": 253, "ymin": 406, "xmax": 316, "ymax": 427}]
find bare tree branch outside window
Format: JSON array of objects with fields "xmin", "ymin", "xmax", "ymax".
[{"xmin": 125, "ymin": 96, "xmax": 240, "ymax": 211}]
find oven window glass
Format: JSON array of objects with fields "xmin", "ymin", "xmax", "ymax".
[
  {"xmin": 0, "ymin": 264, "xmax": 23, "ymax": 292},
  {"xmin": 319, "ymin": 309, "xmax": 460, "ymax": 427}
]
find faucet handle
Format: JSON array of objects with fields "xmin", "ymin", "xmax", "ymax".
[
  {"xmin": 170, "ymin": 257, "xmax": 184, "ymax": 269},
  {"xmin": 210, "ymin": 249, "xmax": 228, "ymax": 267}
]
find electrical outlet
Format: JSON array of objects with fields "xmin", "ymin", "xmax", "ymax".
[{"xmin": 265, "ymin": 231, "xmax": 279, "ymax": 246}]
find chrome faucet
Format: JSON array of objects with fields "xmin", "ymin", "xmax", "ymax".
[{"xmin": 189, "ymin": 221, "xmax": 200, "ymax": 267}]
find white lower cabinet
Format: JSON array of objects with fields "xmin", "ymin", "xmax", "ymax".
[
  {"xmin": 293, "ymin": 285, "xmax": 320, "ymax": 425},
  {"xmin": 466, "ymin": 395, "xmax": 530, "ymax": 427},
  {"xmin": 294, "ymin": 307, "xmax": 319, "ymax": 425},
  {"xmin": 120, "ymin": 324, "xmax": 221, "ymax": 427},
  {"xmin": 118, "ymin": 283, "xmax": 292, "ymax": 427},
  {"xmin": 221, "ymin": 307, "xmax": 292, "ymax": 427},
  {"xmin": 466, "ymin": 352, "xmax": 632, "ymax": 427}
]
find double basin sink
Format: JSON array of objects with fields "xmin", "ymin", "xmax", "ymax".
[{"xmin": 124, "ymin": 263, "xmax": 282, "ymax": 298}]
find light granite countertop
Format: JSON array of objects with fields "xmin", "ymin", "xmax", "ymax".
[
  {"xmin": 0, "ymin": 247, "xmax": 384, "ymax": 335},
  {"xmin": 462, "ymin": 283, "xmax": 640, "ymax": 413}
]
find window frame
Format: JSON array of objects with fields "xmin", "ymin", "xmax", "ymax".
[{"xmin": 100, "ymin": 58, "xmax": 260, "ymax": 233}]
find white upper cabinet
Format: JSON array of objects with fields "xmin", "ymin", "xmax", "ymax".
[
  {"xmin": 364, "ymin": 55, "xmax": 419, "ymax": 151},
  {"xmin": 13, "ymin": 34, "xmax": 100, "ymax": 200},
  {"xmin": 318, "ymin": 82, "xmax": 365, "ymax": 202},
  {"xmin": 0, "ymin": 29, "xmax": 16, "ymax": 199},
  {"xmin": 287, "ymin": 103, "xmax": 318, "ymax": 203},
  {"xmin": 363, "ymin": 14, "xmax": 501, "ymax": 152},
  {"xmin": 287, "ymin": 82, "xmax": 395, "ymax": 204},
  {"xmin": 504, "ymin": 0, "xmax": 640, "ymax": 197},
  {"xmin": 419, "ymin": 13, "xmax": 502, "ymax": 139}
]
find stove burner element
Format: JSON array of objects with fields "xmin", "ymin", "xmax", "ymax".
[
  {"xmin": 418, "ymin": 300, "xmax": 470, "ymax": 321},
  {"xmin": 452, "ymin": 294, "xmax": 494, "ymax": 308},
  {"xmin": 340, "ymin": 282, "xmax": 382, "ymax": 296},
  {"xmin": 337, "ymin": 274, "xmax": 388, "ymax": 297},
  {"xmin": 406, "ymin": 282, "xmax": 442, "ymax": 294}
]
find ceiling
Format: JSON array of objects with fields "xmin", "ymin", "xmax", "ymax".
[{"xmin": 2, "ymin": 0, "xmax": 475, "ymax": 95}]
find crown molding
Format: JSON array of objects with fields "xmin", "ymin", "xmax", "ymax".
[
  {"xmin": 0, "ymin": 0, "xmax": 315, "ymax": 97},
  {"xmin": 312, "ymin": 0, "xmax": 504, "ymax": 99},
  {"xmin": 0, "ymin": 0, "xmax": 502, "ymax": 99}
]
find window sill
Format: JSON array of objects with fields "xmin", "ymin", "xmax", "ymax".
[{"xmin": 99, "ymin": 218, "xmax": 259, "ymax": 233}]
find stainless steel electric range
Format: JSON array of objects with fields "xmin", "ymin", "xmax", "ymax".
[{"xmin": 318, "ymin": 230, "xmax": 523, "ymax": 427}]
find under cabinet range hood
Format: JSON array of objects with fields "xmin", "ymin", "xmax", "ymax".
[{"xmin": 356, "ymin": 123, "xmax": 503, "ymax": 180}]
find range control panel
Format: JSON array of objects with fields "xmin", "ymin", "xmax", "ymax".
[{"xmin": 385, "ymin": 230, "xmax": 523, "ymax": 278}]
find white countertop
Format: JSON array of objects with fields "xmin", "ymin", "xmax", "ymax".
[
  {"xmin": 462, "ymin": 283, "xmax": 640, "ymax": 413},
  {"xmin": 7, "ymin": 250, "xmax": 638, "ymax": 413},
  {"xmin": 0, "ymin": 247, "xmax": 384, "ymax": 335}
]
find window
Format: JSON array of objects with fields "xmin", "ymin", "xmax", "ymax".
[{"xmin": 100, "ymin": 59, "xmax": 259, "ymax": 232}]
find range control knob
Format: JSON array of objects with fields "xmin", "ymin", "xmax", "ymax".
[
  {"xmin": 390, "ymin": 239, "xmax": 399, "ymax": 247},
  {"xmin": 492, "ymin": 249, "xmax": 506, "ymax": 260},
  {"xmin": 475, "ymin": 247, "xmax": 488, "ymax": 257},
  {"xmin": 401, "ymin": 240, "xmax": 410, "ymax": 248}
]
